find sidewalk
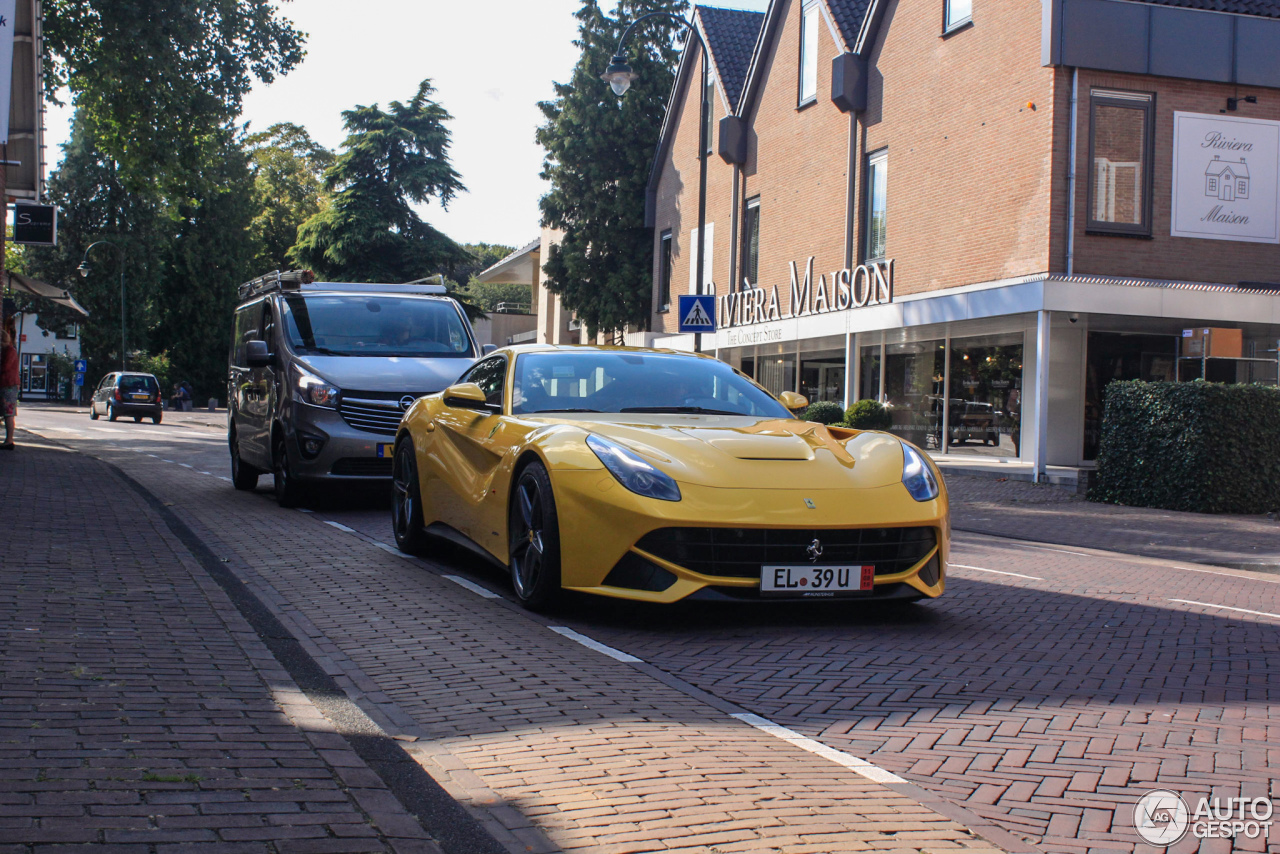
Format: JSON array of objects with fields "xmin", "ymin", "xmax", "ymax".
[
  {"xmin": 0, "ymin": 432, "xmax": 445, "ymax": 853},
  {"xmin": 944, "ymin": 472, "xmax": 1280, "ymax": 569}
]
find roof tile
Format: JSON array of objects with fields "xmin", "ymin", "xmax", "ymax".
[{"xmin": 697, "ymin": 6, "xmax": 767, "ymax": 109}]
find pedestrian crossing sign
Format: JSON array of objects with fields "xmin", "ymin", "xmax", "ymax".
[{"xmin": 677, "ymin": 294, "xmax": 716, "ymax": 333}]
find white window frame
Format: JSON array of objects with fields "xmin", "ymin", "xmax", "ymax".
[
  {"xmin": 945, "ymin": 0, "xmax": 973, "ymax": 33},
  {"xmin": 798, "ymin": 2, "xmax": 819, "ymax": 106},
  {"xmin": 865, "ymin": 150, "xmax": 888, "ymax": 261}
]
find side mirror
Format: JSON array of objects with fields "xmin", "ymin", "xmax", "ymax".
[
  {"xmin": 246, "ymin": 340, "xmax": 272, "ymax": 368},
  {"xmin": 778, "ymin": 391, "xmax": 809, "ymax": 412},
  {"xmin": 482, "ymin": 344, "xmax": 498, "ymax": 355},
  {"xmin": 442, "ymin": 382, "xmax": 491, "ymax": 410}
]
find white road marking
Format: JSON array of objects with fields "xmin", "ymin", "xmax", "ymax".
[
  {"xmin": 1169, "ymin": 599, "xmax": 1280, "ymax": 621},
  {"xmin": 731, "ymin": 713, "xmax": 907, "ymax": 784},
  {"xmin": 549, "ymin": 626, "xmax": 643, "ymax": 663},
  {"xmin": 179, "ymin": 463, "xmax": 193, "ymax": 468},
  {"xmin": 951, "ymin": 563, "xmax": 1045, "ymax": 581},
  {"xmin": 324, "ymin": 521, "xmax": 356, "ymax": 533},
  {"xmin": 198, "ymin": 471, "xmax": 212, "ymax": 476},
  {"xmin": 443, "ymin": 575, "xmax": 502, "ymax": 599},
  {"xmin": 218, "ymin": 477, "xmax": 231, "ymax": 483},
  {"xmin": 297, "ymin": 508, "xmax": 314, "ymax": 513},
  {"xmin": 161, "ymin": 460, "xmax": 174, "ymax": 464},
  {"xmin": 1162, "ymin": 565, "xmax": 1280, "ymax": 584}
]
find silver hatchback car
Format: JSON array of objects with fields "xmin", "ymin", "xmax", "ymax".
[{"xmin": 227, "ymin": 271, "xmax": 490, "ymax": 506}]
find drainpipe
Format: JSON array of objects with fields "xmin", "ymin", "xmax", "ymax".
[{"xmin": 1065, "ymin": 68, "xmax": 1078, "ymax": 277}]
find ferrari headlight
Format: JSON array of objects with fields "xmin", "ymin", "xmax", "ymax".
[
  {"xmin": 586, "ymin": 434, "xmax": 681, "ymax": 502},
  {"xmin": 901, "ymin": 442, "xmax": 940, "ymax": 502},
  {"xmin": 294, "ymin": 366, "xmax": 340, "ymax": 408}
]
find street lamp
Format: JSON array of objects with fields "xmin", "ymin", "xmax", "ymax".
[
  {"xmin": 78, "ymin": 240, "xmax": 127, "ymax": 371},
  {"xmin": 603, "ymin": 11, "xmax": 710, "ymax": 352}
]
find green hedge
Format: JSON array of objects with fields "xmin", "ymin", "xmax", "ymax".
[
  {"xmin": 1091, "ymin": 380, "xmax": 1280, "ymax": 514},
  {"xmin": 802, "ymin": 400, "xmax": 845, "ymax": 424},
  {"xmin": 844, "ymin": 399, "xmax": 893, "ymax": 430}
]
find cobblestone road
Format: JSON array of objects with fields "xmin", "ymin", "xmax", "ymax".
[{"xmin": 14, "ymin": 406, "xmax": 1280, "ymax": 854}]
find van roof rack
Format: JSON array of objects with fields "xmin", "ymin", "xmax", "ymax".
[{"xmin": 237, "ymin": 270, "xmax": 315, "ymax": 301}]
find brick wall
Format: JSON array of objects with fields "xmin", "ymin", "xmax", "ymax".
[{"xmin": 1068, "ymin": 70, "xmax": 1280, "ymax": 282}]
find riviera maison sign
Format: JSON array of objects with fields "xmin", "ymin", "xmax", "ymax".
[
  {"xmin": 717, "ymin": 257, "xmax": 894, "ymax": 329},
  {"xmin": 1171, "ymin": 112, "xmax": 1280, "ymax": 244}
]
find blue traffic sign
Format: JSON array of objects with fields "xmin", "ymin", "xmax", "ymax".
[
  {"xmin": 677, "ymin": 294, "xmax": 716, "ymax": 333},
  {"xmin": 73, "ymin": 373, "xmax": 85, "ymax": 387},
  {"xmin": 74, "ymin": 359, "xmax": 87, "ymax": 373}
]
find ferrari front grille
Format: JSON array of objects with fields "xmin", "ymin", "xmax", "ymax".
[{"xmin": 636, "ymin": 526, "xmax": 938, "ymax": 580}]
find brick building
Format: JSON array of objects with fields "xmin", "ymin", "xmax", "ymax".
[{"xmin": 643, "ymin": 0, "xmax": 1280, "ymax": 475}]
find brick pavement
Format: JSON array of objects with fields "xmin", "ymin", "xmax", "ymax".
[
  {"xmin": 0, "ymin": 433, "xmax": 443, "ymax": 853},
  {"xmin": 29, "ymin": 428, "xmax": 1011, "ymax": 854},
  {"xmin": 944, "ymin": 474, "xmax": 1280, "ymax": 569}
]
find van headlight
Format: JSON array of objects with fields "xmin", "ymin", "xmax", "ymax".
[
  {"xmin": 294, "ymin": 366, "xmax": 340, "ymax": 408},
  {"xmin": 901, "ymin": 442, "xmax": 940, "ymax": 502},
  {"xmin": 586, "ymin": 434, "xmax": 681, "ymax": 502}
]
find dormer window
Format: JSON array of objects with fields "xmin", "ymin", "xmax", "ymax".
[
  {"xmin": 945, "ymin": 0, "xmax": 973, "ymax": 32},
  {"xmin": 799, "ymin": 2, "xmax": 818, "ymax": 107}
]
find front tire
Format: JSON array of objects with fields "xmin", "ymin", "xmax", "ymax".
[
  {"xmin": 229, "ymin": 429, "xmax": 260, "ymax": 491},
  {"xmin": 508, "ymin": 462, "xmax": 562, "ymax": 611},
  {"xmin": 391, "ymin": 437, "xmax": 429, "ymax": 554},
  {"xmin": 272, "ymin": 433, "xmax": 305, "ymax": 508}
]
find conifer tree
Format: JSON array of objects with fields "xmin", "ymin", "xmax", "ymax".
[{"xmin": 537, "ymin": 0, "xmax": 689, "ymax": 338}]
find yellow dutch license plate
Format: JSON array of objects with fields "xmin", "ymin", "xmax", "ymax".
[{"xmin": 376, "ymin": 443, "xmax": 394, "ymax": 458}]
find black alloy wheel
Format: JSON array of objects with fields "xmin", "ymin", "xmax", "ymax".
[
  {"xmin": 229, "ymin": 429, "xmax": 260, "ymax": 491},
  {"xmin": 508, "ymin": 462, "xmax": 562, "ymax": 610},
  {"xmin": 272, "ymin": 433, "xmax": 304, "ymax": 508},
  {"xmin": 391, "ymin": 438, "xmax": 429, "ymax": 554}
]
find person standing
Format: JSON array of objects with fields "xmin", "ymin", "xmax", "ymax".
[{"xmin": 1, "ymin": 328, "xmax": 19, "ymax": 450}]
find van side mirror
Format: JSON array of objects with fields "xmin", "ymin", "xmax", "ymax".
[
  {"xmin": 246, "ymin": 340, "xmax": 272, "ymax": 368},
  {"xmin": 482, "ymin": 344, "xmax": 498, "ymax": 355},
  {"xmin": 778, "ymin": 391, "xmax": 809, "ymax": 412},
  {"xmin": 442, "ymin": 382, "xmax": 491, "ymax": 410}
]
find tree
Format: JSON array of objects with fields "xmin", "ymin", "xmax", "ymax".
[
  {"xmin": 291, "ymin": 80, "xmax": 471, "ymax": 284},
  {"xmin": 454, "ymin": 242, "xmax": 518, "ymax": 284},
  {"xmin": 247, "ymin": 123, "xmax": 334, "ymax": 272},
  {"xmin": 462, "ymin": 279, "xmax": 531, "ymax": 313},
  {"xmin": 537, "ymin": 0, "xmax": 688, "ymax": 337},
  {"xmin": 42, "ymin": 0, "xmax": 305, "ymax": 192}
]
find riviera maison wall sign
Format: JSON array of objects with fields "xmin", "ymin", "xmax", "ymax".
[
  {"xmin": 717, "ymin": 257, "xmax": 893, "ymax": 329},
  {"xmin": 1171, "ymin": 112, "xmax": 1280, "ymax": 244}
]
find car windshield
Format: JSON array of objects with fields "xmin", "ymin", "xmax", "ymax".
[
  {"xmin": 511, "ymin": 351, "xmax": 793, "ymax": 419},
  {"xmin": 280, "ymin": 294, "xmax": 474, "ymax": 358},
  {"xmin": 119, "ymin": 375, "xmax": 158, "ymax": 392}
]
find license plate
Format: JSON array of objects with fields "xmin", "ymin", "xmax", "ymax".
[
  {"xmin": 376, "ymin": 443, "xmax": 394, "ymax": 458},
  {"xmin": 761, "ymin": 565, "xmax": 874, "ymax": 597},
  {"xmin": 131, "ymin": 394, "xmax": 149, "ymax": 400}
]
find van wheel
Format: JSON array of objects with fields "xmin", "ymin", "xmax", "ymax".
[
  {"xmin": 229, "ymin": 429, "xmax": 260, "ymax": 491},
  {"xmin": 273, "ymin": 433, "xmax": 305, "ymax": 508},
  {"xmin": 391, "ymin": 438, "xmax": 429, "ymax": 554}
]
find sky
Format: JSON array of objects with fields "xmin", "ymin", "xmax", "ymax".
[{"xmin": 43, "ymin": 0, "xmax": 771, "ymax": 253}]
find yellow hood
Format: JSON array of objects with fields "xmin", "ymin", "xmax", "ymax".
[{"xmin": 528, "ymin": 414, "xmax": 906, "ymax": 490}]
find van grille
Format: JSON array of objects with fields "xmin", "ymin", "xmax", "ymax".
[{"xmin": 338, "ymin": 399, "xmax": 406, "ymax": 436}]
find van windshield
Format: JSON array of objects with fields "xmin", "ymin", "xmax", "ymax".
[{"xmin": 280, "ymin": 295, "xmax": 474, "ymax": 358}]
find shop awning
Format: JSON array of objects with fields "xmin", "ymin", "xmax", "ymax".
[{"xmin": 5, "ymin": 271, "xmax": 89, "ymax": 316}]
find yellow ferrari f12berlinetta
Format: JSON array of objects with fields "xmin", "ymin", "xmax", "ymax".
[{"xmin": 391, "ymin": 345, "xmax": 948, "ymax": 609}]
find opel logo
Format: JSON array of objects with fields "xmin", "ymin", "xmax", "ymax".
[
  {"xmin": 807, "ymin": 538, "xmax": 824, "ymax": 562},
  {"xmin": 399, "ymin": 395, "xmax": 417, "ymax": 412}
]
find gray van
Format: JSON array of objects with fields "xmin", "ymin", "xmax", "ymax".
[{"xmin": 227, "ymin": 270, "xmax": 489, "ymax": 506}]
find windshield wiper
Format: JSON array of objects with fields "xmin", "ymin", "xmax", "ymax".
[{"xmin": 620, "ymin": 406, "xmax": 742, "ymax": 416}]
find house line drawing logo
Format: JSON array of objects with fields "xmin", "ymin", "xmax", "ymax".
[{"xmin": 1205, "ymin": 155, "xmax": 1250, "ymax": 201}]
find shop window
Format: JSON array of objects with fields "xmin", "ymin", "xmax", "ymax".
[
  {"xmin": 865, "ymin": 150, "xmax": 888, "ymax": 261},
  {"xmin": 945, "ymin": 0, "xmax": 972, "ymax": 32},
  {"xmin": 742, "ymin": 198, "xmax": 760, "ymax": 290},
  {"xmin": 800, "ymin": 348, "xmax": 846, "ymax": 406},
  {"xmin": 757, "ymin": 349, "xmax": 796, "ymax": 397},
  {"xmin": 883, "ymin": 341, "xmax": 945, "ymax": 449},
  {"xmin": 658, "ymin": 230, "xmax": 672, "ymax": 312},
  {"xmin": 859, "ymin": 344, "xmax": 882, "ymax": 401},
  {"xmin": 703, "ymin": 74, "xmax": 716, "ymax": 155},
  {"xmin": 1087, "ymin": 90, "xmax": 1154, "ymax": 236},
  {"xmin": 798, "ymin": 3, "xmax": 819, "ymax": 106},
  {"xmin": 1084, "ymin": 332, "xmax": 1176, "ymax": 459},
  {"xmin": 946, "ymin": 334, "xmax": 1024, "ymax": 458}
]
